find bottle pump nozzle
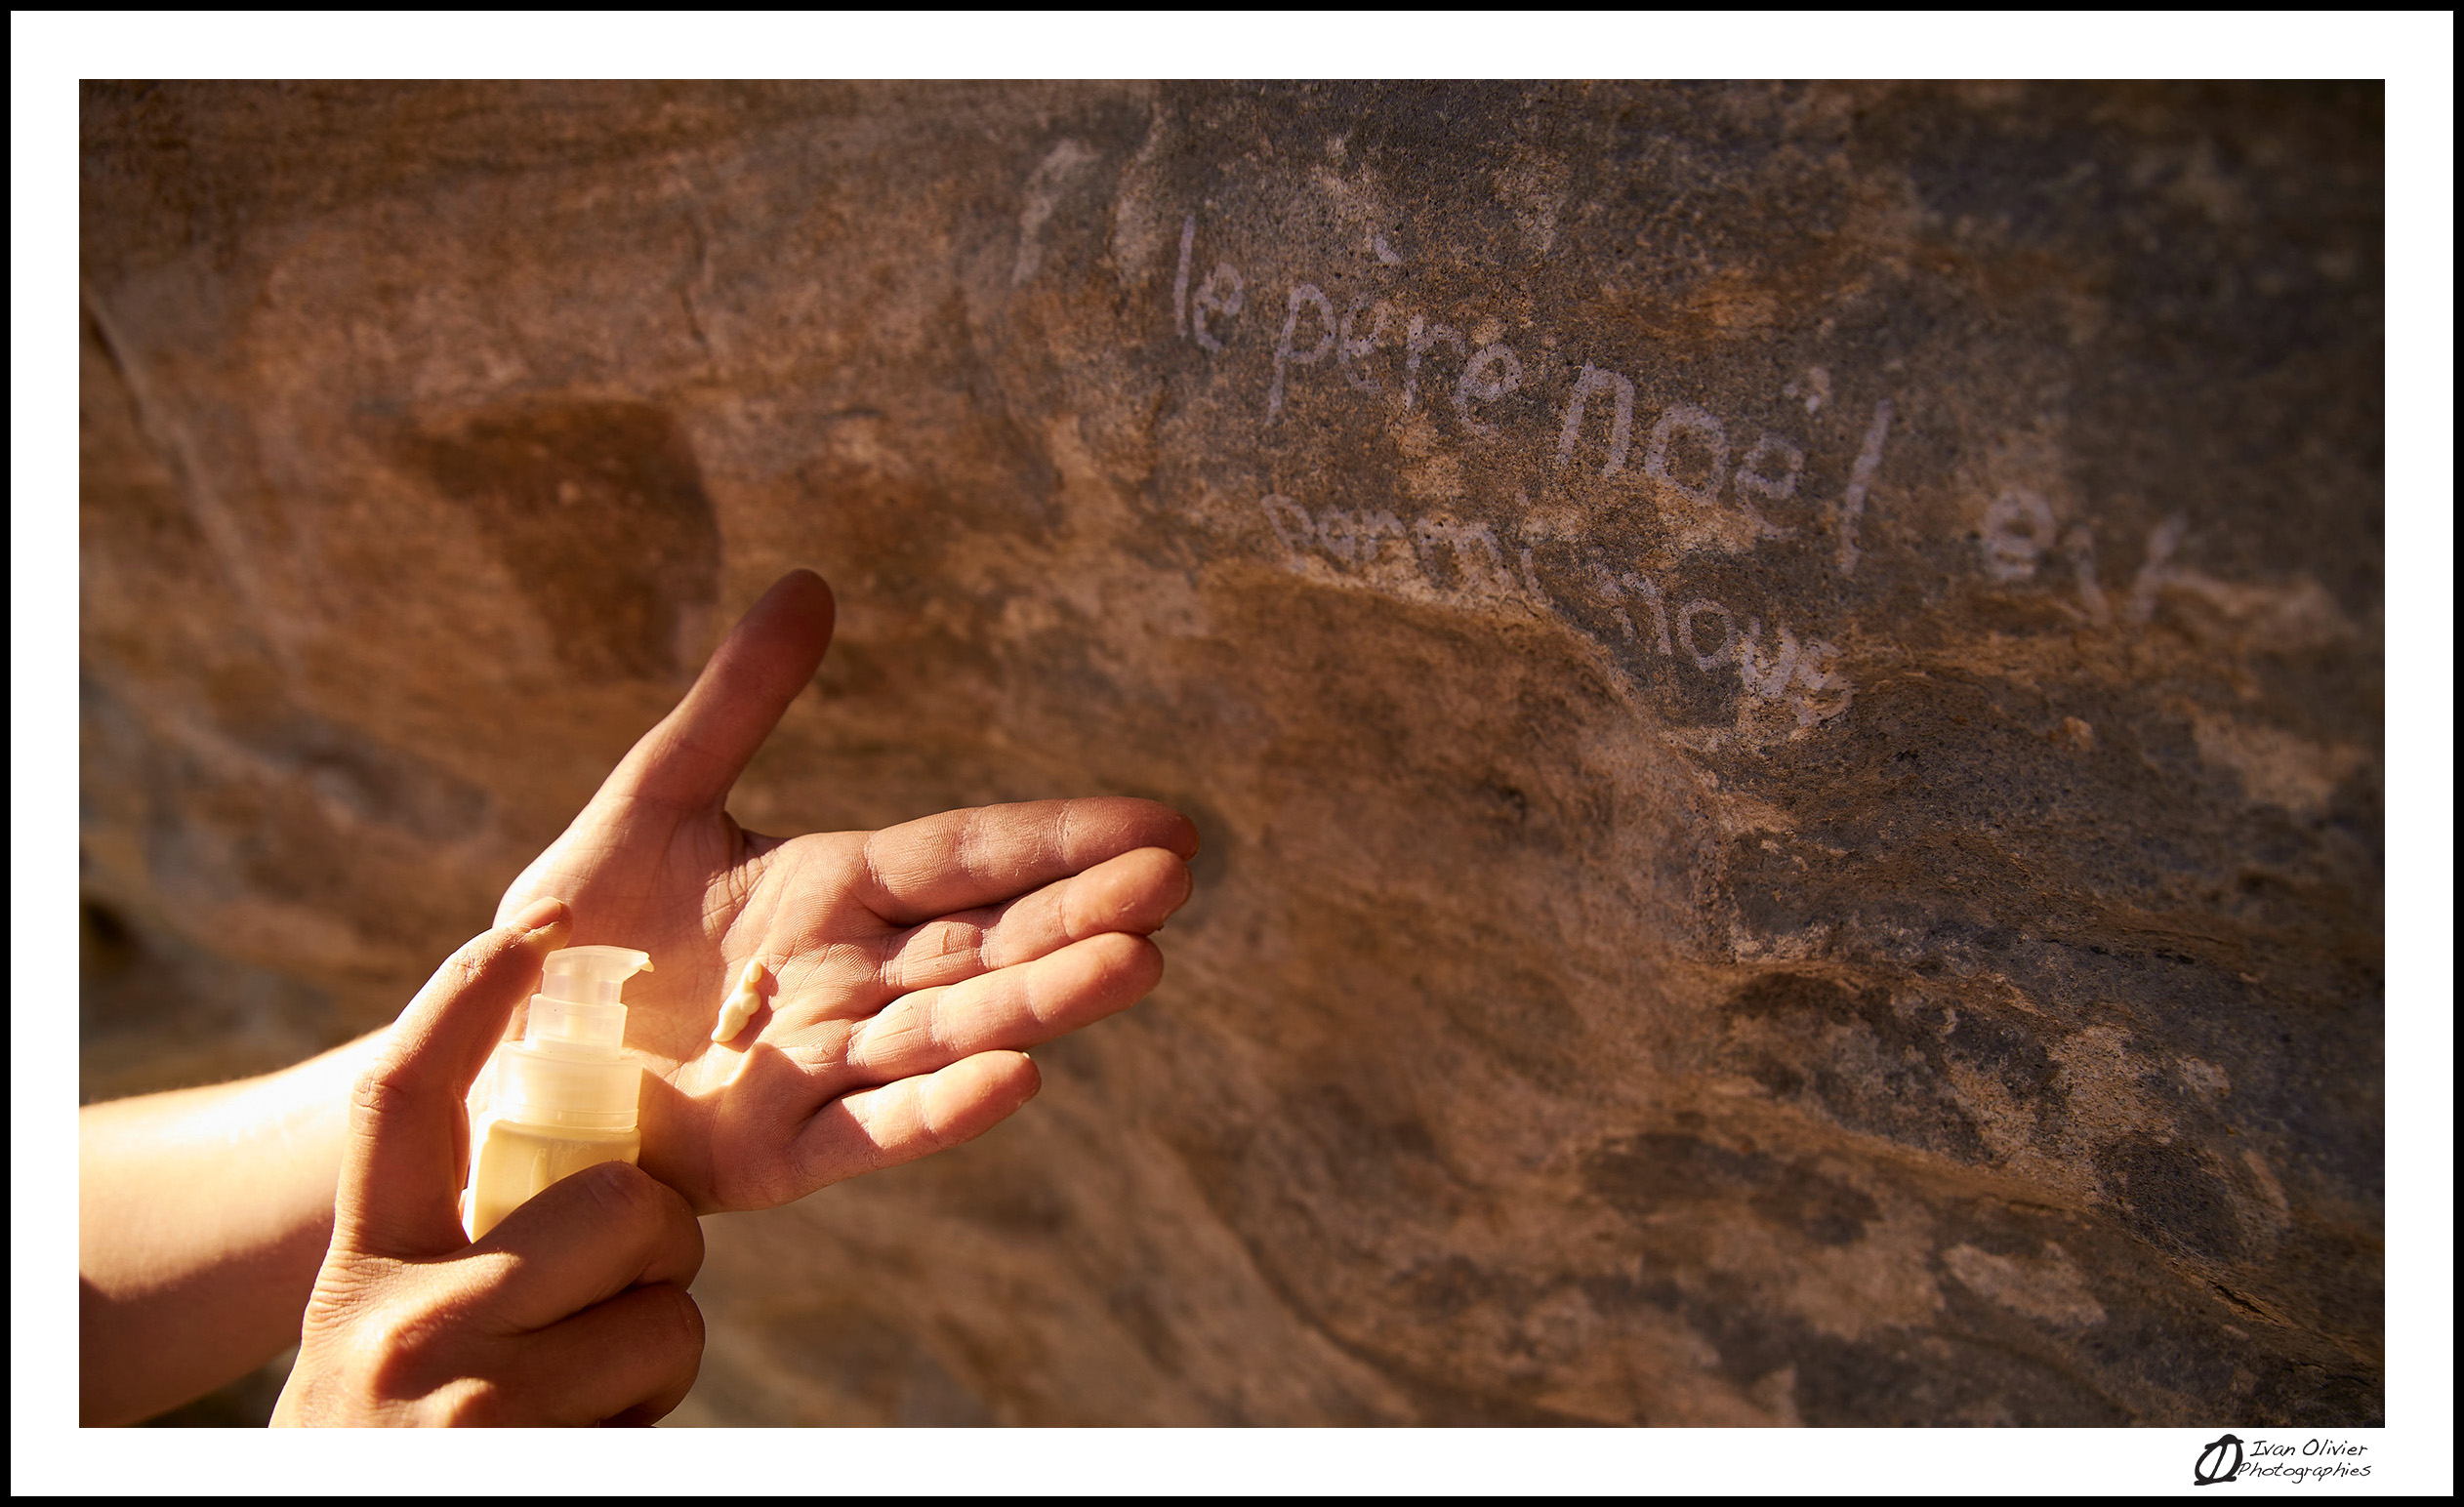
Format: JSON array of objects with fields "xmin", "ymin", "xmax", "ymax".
[
  {"xmin": 491, "ymin": 944, "xmax": 653, "ymax": 1130},
  {"xmin": 527, "ymin": 945, "xmax": 653, "ymax": 1050}
]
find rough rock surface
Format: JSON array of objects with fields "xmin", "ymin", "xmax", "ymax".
[{"xmin": 79, "ymin": 82, "xmax": 2383, "ymax": 1425}]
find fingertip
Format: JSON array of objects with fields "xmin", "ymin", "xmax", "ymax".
[
  {"xmin": 991, "ymin": 1050, "xmax": 1043, "ymax": 1117},
  {"xmin": 877, "ymin": 1054, "xmax": 1042, "ymax": 1170},
  {"xmin": 508, "ymin": 896, "xmax": 570, "ymax": 937},
  {"xmin": 1082, "ymin": 847, "xmax": 1195, "ymax": 934},
  {"xmin": 760, "ymin": 568, "xmax": 836, "ymax": 632},
  {"xmin": 939, "ymin": 1050, "xmax": 1042, "ymax": 1129},
  {"xmin": 1139, "ymin": 804, "xmax": 1200, "ymax": 861},
  {"xmin": 1084, "ymin": 796, "xmax": 1199, "ymax": 861},
  {"xmin": 1096, "ymin": 927, "xmax": 1168, "ymax": 986},
  {"xmin": 1047, "ymin": 931, "xmax": 1165, "ymax": 1022}
]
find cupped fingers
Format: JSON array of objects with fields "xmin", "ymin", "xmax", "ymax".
[
  {"xmin": 878, "ymin": 847, "xmax": 1193, "ymax": 997},
  {"xmin": 792, "ymin": 1051, "xmax": 1042, "ymax": 1191},
  {"xmin": 494, "ymin": 1281, "xmax": 706, "ymax": 1426},
  {"xmin": 844, "ymin": 932, "xmax": 1162, "ymax": 1087}
]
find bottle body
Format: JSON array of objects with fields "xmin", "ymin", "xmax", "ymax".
[
  {"xmin": 465, "ymin": 1115, "xmax": 641, "ymax": 1240},
  {"xmin": 459, "ymin": 944, "xmax": 654, "ymax": 1241}
]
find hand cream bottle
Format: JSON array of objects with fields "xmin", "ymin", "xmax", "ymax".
[{"xmin": 462, "ymin": 944, "xmax": 652, "ymax": 1240}]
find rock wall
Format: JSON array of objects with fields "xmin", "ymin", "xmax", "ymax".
[{"xmin": 79, "ymin": 81, "xmax": 2383, "ymax": 1425}]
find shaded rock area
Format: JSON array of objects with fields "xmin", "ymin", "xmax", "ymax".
[{"xmin": 78, "ymin": 82, "xmax": 2383, "ymax": 1425}]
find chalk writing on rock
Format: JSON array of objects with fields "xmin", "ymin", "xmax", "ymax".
[
  {"xmin": 1454, "ymin": 345, "xmax": 1524, "ymax": 438},
  {"xmin": 1833, "ymin": 399, "xmax": 1893, "ymax": 577},
  {"xmin": 1402, "ymin": 315, "xmax": 1465, "ymax": 411},
  {"xmin": 1338, "ymin": 298, "xmax": 1389, "ymax": 392},
  {"xmin": 1556, "ymin": 364, "xmax": 1635, "ymax": 477},
  {"xmin": 1170, "ymin": 213, "xmax": 2286, "ymax": 734},
  {"xmin": 1173, "ymin": 223, "xmax": 1884, "ymax": 586},
  {"xmin": 1190, "ymin": 262, "xmax": 1245, "ymax": 352},
  {"xmin": 1644, "ymin": 406, "xmax": 1731, "ymax": 513},
  {"xmin": 1268, "ymin": 284, "xmax": 1336, "ymax": 422},
  {"xmin": 1162, "ymin": 205, "xmax": 1877, "ymax": 734},
  {"xmin": 1733, "ymin": 433, "xmax": 1805, "ymax": 539},
  {"xmin": 1260, "ymin": 493, "xmax": 1853, "ymax": 731},
  {"xmin": 2065, "ymin": 525, "xmax": 2113, "ymax": 625},
  {"xmin": 1980, "ymin": 489, "xmax": 2058, "ymax": 582},
  {"xmin": 1677, "ymin": 599, "xmax": 1737, "ymax": 671},
  {"xmin": 1176, "ymin": 223, "xmax": 2210, "ymax": 634}
]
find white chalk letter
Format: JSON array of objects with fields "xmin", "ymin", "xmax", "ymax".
[
  {"xmin": 1173, "ymin": 216, "xmax": 1195, "ymax": 337},
  {"xmin": 1259, "ymin": 495, "xmax": 1317, "ymax": 561},
  {"xmin": 1645, "ymin": 404, "xmax": 1732, "ymax": 509},
  {"xmin": 1736, "ymin": 617, "xmax": 1802, "ymax": 698},
  {"xmin": 1356, "ymin": 509, "xmax": 1411, "ymax": 566},
  {"xmin": 1979, "ymin": 489, "xmax": 2057, "ymax": 583},
  {"xmin": 1591, "ymin": 564, "xmax": 1637, "ymax": 641},
  {"xmin": 1267, "ymin": 283, "xmax": 1338, "ymax": 422},
  {"xmin": 1620, "ymin": 572, "xmax": 1675, "ymax": 655},
  {"xmin": 1835, "ymin": 398, "xmax": 1894, "ymax": 576},
  {"xmin": 1338, "ymin": 297, "xmax": 1388, "ymax": 392},
  {"xmin": 1012, "ymin": 139, "xmax": 1098, "ymax": 286},
  {"xmin": 1678, "ymin": 599, "xmax": 1738, "ymax": 670},
  {"xmin": 1403, "ymin": 315, "xmax": 1464, "ymax": 409},
  {"xmin": 1453, "ymin": 344, "xmax": 1524, "ymax": 437},
  {"xmin": 2128, "ymin": 515, "xmax": 2188, "ymax": 624},
  {"xmin": 1318, "ymin": 509, "xmax": 1363, "ymax": 563},
  {"xmin": 1734, "ymin": 432, "xmax": 1806, "ymax": 537},
  {"xmin": 1192, "ymin": 263, "xmax": 1245, "ymax": 352},
  {"xmin": 2065, "ymin": 525, "xmax": 2112, "ymax": 625},
  {"xmin": 1554, "ymin": 364, "xmax": 1634, "ymax": 476}
]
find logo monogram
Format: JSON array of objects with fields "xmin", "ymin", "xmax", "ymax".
[{"xmin": 2195, "ymin": 1434, "xmax": 2245, "ymax": 1486}]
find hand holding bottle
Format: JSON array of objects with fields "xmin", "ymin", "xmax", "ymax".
[
  {"xmin": 272, "ymin": 900, "xmax": 706, "ymax": 1426},
  {"xmin": 83, "ymin": 567, "xmax": 1191, "ymax": 1426}
]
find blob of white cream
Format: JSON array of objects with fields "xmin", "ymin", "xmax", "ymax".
[{"xmin": 712, "ymin": 958, "xmax": 766, "ymax": 1042}]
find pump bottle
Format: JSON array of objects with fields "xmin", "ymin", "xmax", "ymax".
[{"xmin": 462, "ymin": 944, "xmax": 653, "ymax": 1241}]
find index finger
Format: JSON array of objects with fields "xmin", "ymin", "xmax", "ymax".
[
  {"xmin": 334, "ymin": 899, "xmax": 571, "ymax": 1260},
  {"xmin": 854, "ymin": 796, "xmax": 1199, "ymax": 926}
]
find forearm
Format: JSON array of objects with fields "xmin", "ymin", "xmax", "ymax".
[{"xmin": 79, "ymin": 1031, "xmax": 387, "ymax": 1424}]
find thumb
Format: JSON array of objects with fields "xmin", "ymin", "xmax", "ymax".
[
  {"xmin": 598, "ymin": 568, "xmax": 834, "ymax": 814},
  {"xmin": 334, "ymin": 897, "xmax": 571, "ymax": 1260}
]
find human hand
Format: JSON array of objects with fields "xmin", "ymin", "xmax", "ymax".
[
  {"xmin": 492, "ymin": 571, "xmax": 1199, "ymax": 1215},
  {"xmin": 273, "ymin": 900, "xmax": 705, "ymax": 1425}
]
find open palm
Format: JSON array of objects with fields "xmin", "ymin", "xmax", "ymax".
[{"xmin": 490, "ymin": 571, "xmax": 1196, "ymax": 1214}]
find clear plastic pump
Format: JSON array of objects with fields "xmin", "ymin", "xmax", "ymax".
[{"xmin": 491, "ymin": 945, "xmax": 652, "ymax": 1130}]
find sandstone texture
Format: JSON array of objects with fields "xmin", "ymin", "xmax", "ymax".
[{"xmin": 79, "ymin": 82, "xmax": 2383, "ymax": 1425}]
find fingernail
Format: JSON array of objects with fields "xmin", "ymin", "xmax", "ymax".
[{"xmin": 510, "ymin": 897, "xmax": 569, "ymax": 934}]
